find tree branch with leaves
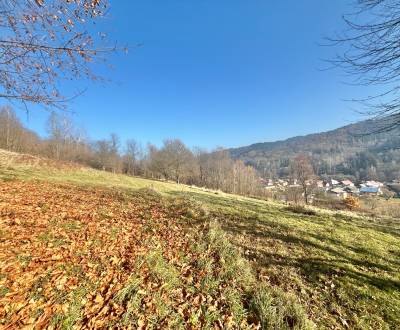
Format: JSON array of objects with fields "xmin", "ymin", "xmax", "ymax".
[{"xmin": 0, "ymin": 0, "xmax": 116, "ymax": 110}]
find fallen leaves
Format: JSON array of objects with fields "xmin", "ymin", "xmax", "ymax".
[{"xmin": 0, "ymin": 181, "xmax": 259, "ymax": 329}]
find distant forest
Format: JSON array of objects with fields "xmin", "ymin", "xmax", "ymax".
[{"xmin": 230, "ymin": 120, "xmax": 400, "ymax": 183}]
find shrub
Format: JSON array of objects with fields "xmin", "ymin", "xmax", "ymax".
[{"xmin": 344, "ymin": 195, "xmax": 360, "ymax": 210}]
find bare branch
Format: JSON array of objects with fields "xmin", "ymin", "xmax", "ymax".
[{"xmin": 329, "ymin": 1, "xmax": 400, "ymax": 133}]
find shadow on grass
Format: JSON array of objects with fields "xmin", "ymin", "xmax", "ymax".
[
  {"xmin": 169, "ymin": 190, "xmax": 400, "ymax": 292},
  {"xmin": 333, "ymin": 213, "xmax": 400, "ymax": 239}
]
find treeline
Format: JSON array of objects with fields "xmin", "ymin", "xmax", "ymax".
[{"xmin": 0, "ymin": 106, "xmax": 263, "ymax": 196}]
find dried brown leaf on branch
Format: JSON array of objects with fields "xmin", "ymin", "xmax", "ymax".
[{"xmin": 0, "ymin": 0, "xmax": 115, "ymax": 110}]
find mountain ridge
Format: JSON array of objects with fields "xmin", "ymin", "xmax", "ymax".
[{"xmin": 229, "ymin": 119, "xmax": 400, "ymax": 182}]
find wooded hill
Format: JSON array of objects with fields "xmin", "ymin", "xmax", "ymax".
[{"xmin": 229, "ymin": 119, "xmax": 400, "ymax": 182}]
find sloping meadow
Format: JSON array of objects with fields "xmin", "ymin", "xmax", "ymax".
[{"xmin": 0, "ymin": 181, "xmax": 312, "ymax": 329}]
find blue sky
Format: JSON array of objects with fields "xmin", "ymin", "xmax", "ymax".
[{"xmin": 15, "ymin": 0, "xmax": 370, "ymax": 149}]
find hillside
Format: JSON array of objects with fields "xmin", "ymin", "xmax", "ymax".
[
  {"xmin": 229, "ymin": 119, "xmax": 400, "ymax": 182},
  {"xmin": 0, "ymin": 150, "xmax": 399, "ymax": 329}
]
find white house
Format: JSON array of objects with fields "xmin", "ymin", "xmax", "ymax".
[{"xmin": 331, "ymin": 179, "xmax": 339, "ymax": 186}]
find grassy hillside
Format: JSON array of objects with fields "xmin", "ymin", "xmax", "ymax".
[{"xmin": 1, "ymin": 150, "xmax": 399, "ymax": 329}]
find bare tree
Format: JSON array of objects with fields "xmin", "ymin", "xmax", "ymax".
[
  {"xmin": 46, "ymin": 111, "xmax": 74, "ymax": 159},
  {"xmin": 193, "ymin": 147, "xmax": 207, "ymax": 186},
  {"xmin": 0, "ymin": 0, "xmax": 114, "ymax": 109},
  {"xmin": 145, "ymin": 143, "xmax": 167, "ymax": 179},
  {"xmin": 162, "ymin": 139, "xmax": 195, "ymax": 184},
  {"xmin": 91, "ymin": 134, "xmax": 120, "ymax": 172},
  {"xmin": 285, "ymin": 185, "xmax": 304, "ymax": 205},
  {"xmin": 109, "ymin": 133, "xmax": 121, "ymax": 173},
  {"xmin": 0, "ymin": 106, "xmax": 40, "ymax": 152},
  {"xmin": 0, "ymin": 106, "xmax": 20, "ymax": 150},
  {"xmin": 332, "ymin": 0, "xmax": 400, "ymax": 132},
  {"xmin": 290, "ymin": 155, "xmax": 315, "ymax": 204},
  {"xmin": 124, "ymin": 139, "xmax": 142, "ymax": 176},
  {"xmin": 232, "ymin": 160, "xmax": 261, "ymax": 196}
]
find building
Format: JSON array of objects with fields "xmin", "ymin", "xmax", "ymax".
[
  {"xmin": 341, "ymin": 180, "xmax": 354, "ymax": 187},
  {"xmin": 360, "ymin": 186, "xmax": 381, "ymax": 195},
  {"xmin": 329, "ymin": 187, "xmax": 348, "ymax": 199},
  {"xmin": 344, "ymin": 186, "xmax": 359, "ymax": 195},
  {"xmin": 365, "ymin": 180, "xmax": 384, "ymax": 188},
  {"xmin": 331, "ymin": 179, "xmax": 339, "ymax": 186}
]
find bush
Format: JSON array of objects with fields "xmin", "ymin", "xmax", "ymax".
[{"xmin": 344, "ymin": 195, "xmax": 360, "ymax": 210}]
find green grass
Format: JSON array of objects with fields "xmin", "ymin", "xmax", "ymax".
[
  {"xmin": 0, "ymin": 162, "xmax": 196, "ymax": 195},
  {"xmin": 250, "ymin": 285, "xmax": 312, "ymax": 330},
  {"xmin": 114, "ymin": 275, "xmax": 144, "ymax": 326},
  {"xmin": 144, "ymin": 248, "xmax": 181, "ymax": 290},
  {"xmin": 1, "ymin": 157, "xmax": 400, "ymax": 329}
]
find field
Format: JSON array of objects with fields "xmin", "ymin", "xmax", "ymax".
[{"xmin": 0, "ymin": 150, "xmax": 399, "ymax": 329}]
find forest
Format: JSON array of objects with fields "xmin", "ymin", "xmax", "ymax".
[{"xmin": 230, "ymin": 120, "xmax": 400, "ymax": 183}]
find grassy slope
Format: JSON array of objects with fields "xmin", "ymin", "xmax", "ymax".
[{"xmin": 1, "ymin": 153, "xmax": 399, "ymax": 329}]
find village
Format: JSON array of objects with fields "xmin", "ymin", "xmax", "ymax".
[{"xmin": 262, "ymin": 177, "xmax": 400, "ymax": 200}]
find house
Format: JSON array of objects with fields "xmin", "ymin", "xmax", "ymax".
[
  {"xmin": 360, "ymin": 186, "xmax": 381, "ymax": 195},
  {"xmin": 341, "ymin": 180, "xmax": 354, "ymax": 187},
  {"xmin": 365, "ymin": 180, "xmax": 383, "ymax": 188},
  {"xmin": 329, "ymin": 187, "xmax": 348, "ymax": 199},
  {"xmin": 331, "ymin": 179, "xmax": 339, "ymax": 186},
  {"xmin": 344, "ymin": 186, "xmax": 359, "ymax": 195}
]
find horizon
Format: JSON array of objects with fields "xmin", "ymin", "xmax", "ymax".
[
  {"xmin": 9, "ymin": 108, "xmax": 371, "ymax": 151},
  {"xmin": 2, "ymin": 1, "xmax": 379, "ymax": 149}
]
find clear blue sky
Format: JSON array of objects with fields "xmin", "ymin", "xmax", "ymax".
[{"xmin": 15, "ymin": 0, "xmax": 369, "ymax": 149}]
